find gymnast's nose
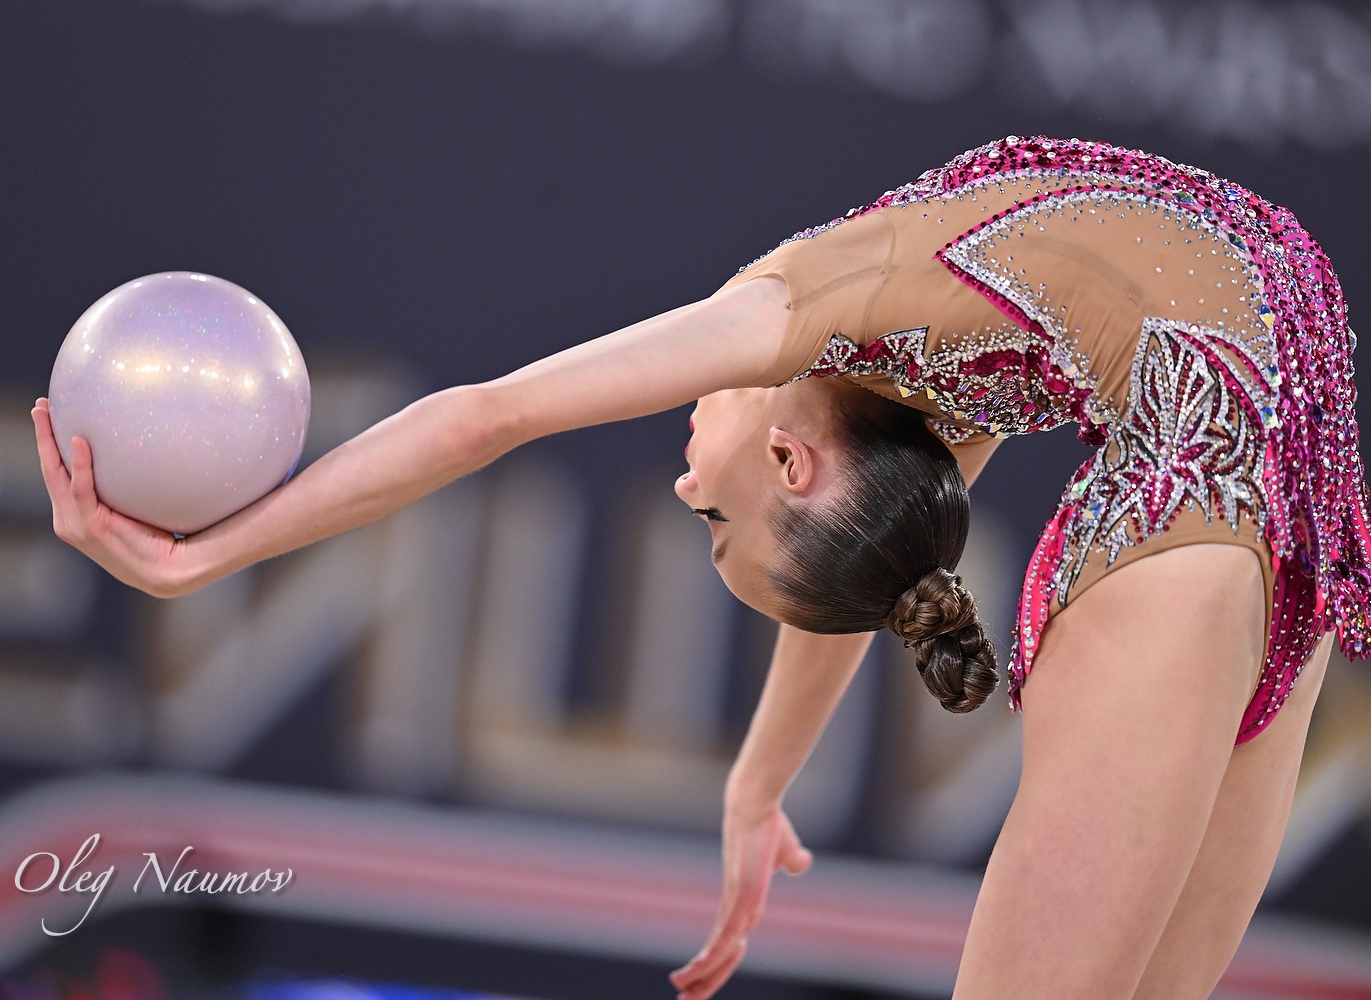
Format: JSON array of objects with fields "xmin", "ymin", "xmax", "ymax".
[{"xmin": 675, "ymin": 469, "xmax": 699, "ymax": 505}]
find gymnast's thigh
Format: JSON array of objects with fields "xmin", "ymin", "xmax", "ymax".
[
  {"xmin": 1132, "ymin": 630, "xmax": 1334, "ymax": 1000},
  {"xmin": 954, "ymin": 545, "xmax": 1266, "ymax": 1000}
]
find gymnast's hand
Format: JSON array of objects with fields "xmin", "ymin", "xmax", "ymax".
[
  {"xmin": 670, "ymin": 801, "xmax": 813, "ymax": 1000},
  {"xmin": 32, "ymin": 398, "xmax": 186, "ymax": 597}
]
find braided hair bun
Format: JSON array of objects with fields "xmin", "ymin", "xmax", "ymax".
[{"xmin": 886, "ymin": 567, "xmax": 998, "ymax": 713}]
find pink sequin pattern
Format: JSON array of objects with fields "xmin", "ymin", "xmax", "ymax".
[{"xmin": 767, "ymin": 135, "xmax": 1370, "ymax": 743}]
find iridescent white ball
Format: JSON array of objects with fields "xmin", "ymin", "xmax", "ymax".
[{"xmin": 49, "ymin": 272, "xmax": 311, "ymax": 534}]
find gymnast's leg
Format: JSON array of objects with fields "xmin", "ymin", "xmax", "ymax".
[
  {"xmin": 951, "ymin": 544, "xmax": 1266, "ymax": 999},
  {"xmin": 1131, "ymin": 630, "xmax": 1333, "ymax": 999}
]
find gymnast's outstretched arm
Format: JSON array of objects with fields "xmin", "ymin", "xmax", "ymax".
[
  {"xmin": 670, "ymin": 625, "xmax": 872, "ymax": 1000},
  {"xmin": 31, "ymin": 278, "xmax": 793, "ymax": 598}
]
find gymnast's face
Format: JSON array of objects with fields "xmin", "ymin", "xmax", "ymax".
[{"xmin": 674, "ymin": 381, "xmax": 842, "ymax": 616}]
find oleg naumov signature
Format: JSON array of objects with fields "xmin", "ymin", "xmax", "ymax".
[{"xmin": 15, "ymin": 832, "xmax": 292, "ymax": 936}]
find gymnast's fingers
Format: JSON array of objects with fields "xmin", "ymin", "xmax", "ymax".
[
  {"xmin": 68, "ymin": 435, "xmax": 102, "ymax": 526},
  {"xmin": 671, "ymin": 863, "xmax": 767, "ymax": 992},
  {"xmin": 676, "ymin": 938, "xmax": 747, "ymax": 1000},
  {"xmin": 32, "ymin": 400, "xmax": 77, "ymax": 536}
]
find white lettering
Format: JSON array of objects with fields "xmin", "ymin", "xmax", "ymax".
[
  {"xmin": 14, "ymin": 835, "xmax": 294, "ymax": 937},
  {"xmin": 42, "ymin": 864, "xmax": 112, "ymax": 938},
  {"xmin": 56, "ymin": 833, "xmax": 100, "ymax": 892},
  {"xmin": 133, "ymin": 846, "xmax": 195, "ymax": 893},
  {"xmin": 15, "ymin": 852, "xmax": 59, "ymax": 892},
  {"xmin": 17, "ymin": 835, "xmax": 116, "ymax": 937}
]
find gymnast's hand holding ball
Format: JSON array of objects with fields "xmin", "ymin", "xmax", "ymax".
[{"xmin": 33, "ymin": 272, "xmax": 310, "ymax": 596}]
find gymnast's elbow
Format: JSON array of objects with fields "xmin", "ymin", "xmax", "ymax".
[{"xmin": 427, "ymin": 383, "xmax": 523, "ymax": 481}]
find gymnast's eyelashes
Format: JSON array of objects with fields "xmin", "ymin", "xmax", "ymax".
[{"xmin": 692, "ymin": 507, "xmax": 729, "ymax": 522}]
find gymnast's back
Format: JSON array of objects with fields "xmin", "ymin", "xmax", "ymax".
[{"xmin": 718, "ymin": 135, "xmax": 1369, "ymax": 743}]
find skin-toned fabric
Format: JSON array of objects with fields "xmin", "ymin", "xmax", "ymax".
[{"xmin": 718, "ymin": 135, "xmax": 1369, "ymax": 744}]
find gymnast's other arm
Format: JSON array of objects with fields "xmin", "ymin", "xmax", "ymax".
[
  {"xmin": 31, "ymin": 278, "xmax": 794, "ymax": 598},
  {"xmin": 670, "ymin": 435, "xmax": 999, "ymax": 1000}
]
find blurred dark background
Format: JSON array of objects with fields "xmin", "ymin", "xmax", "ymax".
[{"xmin": 1, "ymin": 1, "xmax": 1370, "ymax": 998}]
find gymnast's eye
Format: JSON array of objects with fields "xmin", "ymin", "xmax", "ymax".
[{"xmin": 692, "ymin": 507, "xmax": 728, "ymax": 522}]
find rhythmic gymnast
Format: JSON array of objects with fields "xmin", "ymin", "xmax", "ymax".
[{"xmin": 32, "ymin": 136, "xmax": 1371, "ymax": 999}]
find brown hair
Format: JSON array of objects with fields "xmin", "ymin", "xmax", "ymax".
[{"xmin": 766, "ymin": 387, "xmax": 998, "ymax": 713}]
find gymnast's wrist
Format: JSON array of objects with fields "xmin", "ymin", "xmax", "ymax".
[
  {"xmin": 158, "ymin": 536, "xmax": 219, "ymax": 598},
  {"xmin": 723, "ymin": 771, "xmax": 785, "ymax": 821}
]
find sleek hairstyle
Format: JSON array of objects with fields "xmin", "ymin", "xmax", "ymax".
[{"xmin": 766, "ymin": 387, "xmax": 999, "ymax": 713}]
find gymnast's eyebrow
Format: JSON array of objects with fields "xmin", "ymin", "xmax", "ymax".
[{"xmin": 712, "ymin": 537, "xmax": 729, "ymax": 564}]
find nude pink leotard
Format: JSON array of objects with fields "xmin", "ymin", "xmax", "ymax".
[{"xmin": 720, "ymin": 135, "xmax": 1370, "ymax": 744}]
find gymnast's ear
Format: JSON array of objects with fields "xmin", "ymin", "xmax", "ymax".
[{"xmin": 767, "ymin": 427, "xmax": 817, "ymax": 494}]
